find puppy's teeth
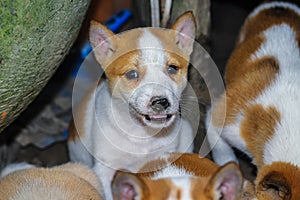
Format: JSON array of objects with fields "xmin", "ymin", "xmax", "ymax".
[{"xmin": 151, "ymin": 115, "xmax": 167, "ymax": 119}]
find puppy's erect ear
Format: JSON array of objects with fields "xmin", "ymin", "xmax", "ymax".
[
  {"xmin": 171, "ymin": 11, "xmax": 196, "ymax": 55},
  {"xmin": 205, "ymin": 162, "xmax": 243, "ymax": 200},
  {"xmin": 112, "ymin": 171, "xmax": 148, "ymax": 200},
  {"xmin": 89, "ymin": 20, "xmax": 116, "ymax": 66}
]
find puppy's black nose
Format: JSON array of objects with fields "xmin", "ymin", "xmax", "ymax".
[{"xmin": 151, "ymin": 96, "xmax": 170, "ymax": 112}]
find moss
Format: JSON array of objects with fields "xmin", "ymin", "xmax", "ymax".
[{"xmin": 0, "ymin": 0, "xmax": 91, "ymax": 132}]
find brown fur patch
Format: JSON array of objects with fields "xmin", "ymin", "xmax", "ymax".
[
  {"xmin": 241, "ymin": 105, "xmax": 281, "ymax": 167},
  {"xmin": 165, "ymin": 52, "xmax": 189, "ymax": 85},
  {"xmin": 138, "ymin": 153, "xmax": 219, "ymax": 178},
  {"xmin": 167, "ymin": 153, "xmax": 219, "ymax": 177},
  {"xmin": 225, "ymin": 35, "xmax": 265, "ymax": 86},
  {"xmin": 105, "ymin": 50, "xmax": 145, "ymax": 93},
  {"xmin": 142, "ymin": 178, "xmax": 172, "ymax": 199},
  {"xmin": 190, "ymin": 177, "xmax": 211, "ymax": 200},
  {"xmin": 256, "ymin": 162, "xmax": 300, "ymax": 200},
  {"xmin": 212, "ymin": 57, "xmax": 279, "ymax": 127},
  {"xmin": 239, "ymin": 4, "xmax": 300, "ymax": 46}
]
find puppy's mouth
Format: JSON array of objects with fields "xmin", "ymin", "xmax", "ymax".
[
  {"xmin": 144, "ymin": 114, "xmax": 173, "ymax": 121},
  {"xmin": 140, "ymin": 112, "xmax": 176, "ymax": 128},
  {"xmin": 129, "ymin": 104, "xmax": 176, "ymax": 127}
]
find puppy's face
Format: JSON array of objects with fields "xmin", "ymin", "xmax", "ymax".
[{"xmin": 89, "ymin": 12, "xmax": 195, "ymax": 128}]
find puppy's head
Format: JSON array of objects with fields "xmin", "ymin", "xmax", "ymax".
[
  {"xmin": 111, "ymin": 163, "xmax": 244, "ymax": 200},
  {"xmin": 255, "ymin": 162, "xmax": 300, "ymax": 200},
  {"xmin": 89, "ymin": 12, "xmax": 196, "ymax": 128}
]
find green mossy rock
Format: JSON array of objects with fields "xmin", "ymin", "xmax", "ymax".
[{"xmin": 0, "ymin": 0, "xmax": 91, "ymax": 133}]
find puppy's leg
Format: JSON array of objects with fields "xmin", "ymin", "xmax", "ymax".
[
  {"xmin": 206, "ymin": 108, "xmax": 238, "ymax": 165},
  {"xmin": 207, "ymin": 124, "xmax": 238, "ymax": 165},
  {"xmin": 93, "ymin": 162, "xmax": 115, "ymax": 200}
]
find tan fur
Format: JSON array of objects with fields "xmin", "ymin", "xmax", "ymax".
[
  {"xmin": 142, "ymin": 179, "xmax": 173, "ymax": 200},
  {"xmin": 105, "ymin": 50, "xmax": 143, "ymax": 91},
  {"xmin": 241, "ymin": 105, "xmax": 281, "ymax": 167},
  {"xmin": 0, "ymin": 163, "xmax": 103, "ymax": 200}
]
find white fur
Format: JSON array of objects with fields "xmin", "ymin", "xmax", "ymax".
[
  {"xmin": 207, "ymin": 111, "xmax": 251, "ymax": 165},
  {"xmin": 170, "ymin": 178, "xmax": 193, "ymax": 200},
  {"xmin": 139, "ymin": 30, "xmax": 167, "ymax": 65},
  {"xmin": 250, "ymin": 25, "xmax": 300, "ymax": 166},
  {"xmin": 152, "ymin": 165, "xmax": 194, "ymax": 180},
  {"xmin": 151, "ymin": 163, "xmax": 194, "ymax": 200}
]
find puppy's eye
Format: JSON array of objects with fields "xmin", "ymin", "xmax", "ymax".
[
  {"xmin": 125, "ymin": 70, "xmax": 139, "ymax": 80},
  {"xmin": 167, "ymin": 65, "xmax": 179, "ymax": 75}
]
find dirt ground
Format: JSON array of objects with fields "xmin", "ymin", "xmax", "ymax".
[{"xmin": 1, "ymin": 0, "xmax": 260, "ymax": 181}]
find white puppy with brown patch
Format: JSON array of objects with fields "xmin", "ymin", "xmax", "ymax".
[
  {"xmin": 207, "ymin": 1, "xmax": 300, "ymax": 199},
  {"xmin": 68, "ymin": 12, "xmax": 196, "ymax": 199}
]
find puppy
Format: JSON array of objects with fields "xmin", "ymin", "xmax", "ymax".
[
  {"xmin": 0, "ymin": 163, "xmax": 103, "ymax": 200},
  {"xmin": 68, "ymin": 12, "xmax": 196, "ymax": 199},
  {"xmin": 112, "ymin": 153, "xmax": 256, "ymax": 200},
  {"xmin": 207, "ymin": 1, "xmax": 300, "ymax": 199}
]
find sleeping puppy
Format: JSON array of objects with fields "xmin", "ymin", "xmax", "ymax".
[
  {"xmin": 68, "ymin": 12, "xmax": 196, "ymax": 199},
  {"xmin": 0, "ymin": 163, "xmax": 103, "ymax": 200},
  {"xmin": 207, "ymin": 1, "xmax": 300, "ymax": 199},
  {"xmin": 112, "ymin": 153, "xmax": 256, "ymax": 200}
]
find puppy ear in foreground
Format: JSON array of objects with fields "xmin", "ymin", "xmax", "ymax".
[
  {"xmin": 111, "ymin": 171, "xmax": 147, "ymax": 200},
  {"xmin": 205, "ymin": 162, "xmax": 243, "ymax": 200},
  {"xmin": 171, "ymin": 11, "xmax": 196, "ymax": 55},
  {"xmin": 89, "ymin": 20, "xmax": 116, "ymax": 66},
  {"xmin": 256, "ymin": 170, "xmax": 291, "ymax": 200}
]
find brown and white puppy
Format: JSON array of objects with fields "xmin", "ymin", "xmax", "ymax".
[
  {"xmin": 112, "ymin": 153, "xmax": 256, "ymax": 200},
  {"xmin": 207, "ymin": 1, "xmax": 300, "ymax": 199},
  {"xmin": 0, "ymin": 163, "xmax": 103, "ymax": 200},
  {"xmin": 68, "ymin": 12, "xmax": 196, "ymax": 199}
]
